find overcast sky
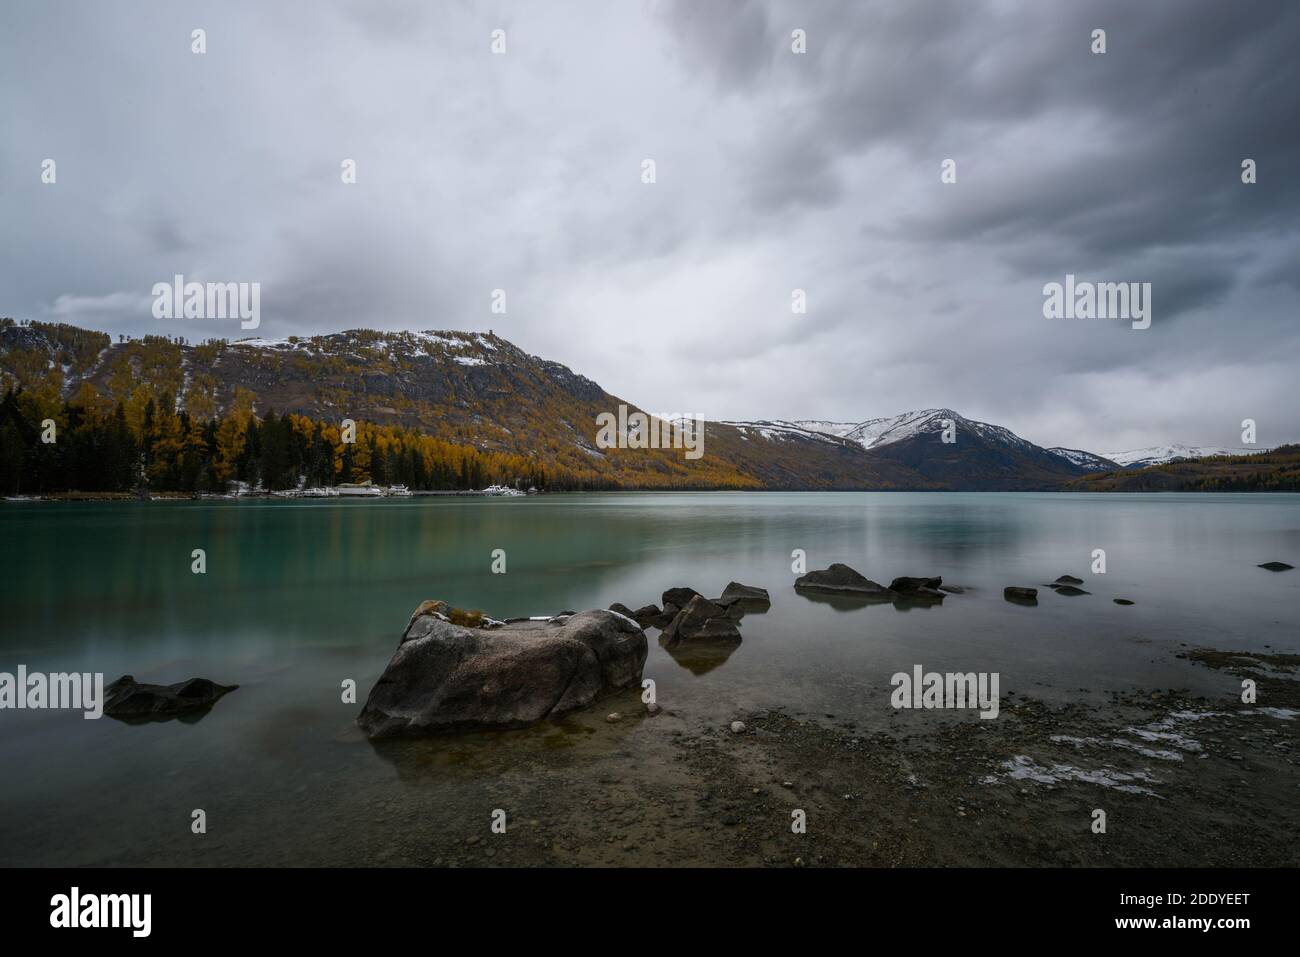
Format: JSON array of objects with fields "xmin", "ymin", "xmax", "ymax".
[{"xmin": 2, "ymin": 0, "xmax": 1297, "ymax": 453}]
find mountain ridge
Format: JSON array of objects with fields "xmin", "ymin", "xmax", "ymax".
[{"xmin": 0, "ymin": 318, "xmax": 1284, "ymax": 492}]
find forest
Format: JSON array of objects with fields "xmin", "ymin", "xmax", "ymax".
[{"xmin": 0, "ymin": 385, "xmax": 565, "ymax": 496}]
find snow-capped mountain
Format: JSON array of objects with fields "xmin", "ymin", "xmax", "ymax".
[
  {"xmin": 1101, "ymin": 444, "xmax": 1274, "ymax": 469},
  {"xmin": 1046, "ymin": 448, "xmax": 1121, "ymax": 472},
  {"xmin": 729, "ymin": 409, "xmax": 1036, "ymax": 452},
  {"xmin": 724, "ymin": 409, "xmax": 1093, "ymax": 490}
]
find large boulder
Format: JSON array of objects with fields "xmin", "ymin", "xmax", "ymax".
[
  {"xmin": 794, "ymin": 564, "xmax": 897, "ymax": 599},
  {"xmin": 104, "ymin": 675, "xmax": 238, "ymax": 719},
  {"xmin": 357, "ymin": 607, "xmax": 647, "ymax": 738},
  {"xmin": 660, "ymin": 594, "xmax": 741, "ymax": 645}
]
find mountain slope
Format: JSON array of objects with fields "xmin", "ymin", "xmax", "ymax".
[
  {"xmin": 0, "ymin": 319, "xmax": 921, "ymax": 490},
  {"xmin": 1101, "ymin": 444, "xmax": 1274, "ymax": 469},
  {"xmin": 1070, "ymin": 445, "xmax": 1300, "ymax": 491},
  {"xmin": 728, "ymin": 409, "xmax": 1092, "ymax": 491},
  {"xmin": 1047, "ymin": 447, "xmax": 1120, "ymax": 472},
  {"xmin": 7, "ymin": 318, "xmax": 1268, "ymax": 492}
]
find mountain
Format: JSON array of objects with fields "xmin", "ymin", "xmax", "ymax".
[
  {"xmin": 1069, "ymin": 445, "xmax": 1300, "ymax": 491},
  {"xmin": 1046, "ymin": 447, "xmax": 1121, "ymax": 472},
  {"xmin": 1100, "ymin": 444, "xmax": 1274, "ymax": 469},
  {"xmin": 2, "ymin": 318, "xmax": 1276, "ymax": 493},
  {"xmin": 725, "ymin": 409, "xmax": 1093, "ymax": 491},
  {"xmin": 0, "ymin": 319, "xmax": 919, "ymax": 490}
]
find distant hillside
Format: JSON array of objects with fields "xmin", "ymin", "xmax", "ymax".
[
  {"xmin": 3, "ymin": 317, "xmax": 1288, "ymax": 494},
  {"xmin": 1068, "ymin": 445, "xmax": 1300, "ymax": 491},
  {"xmin": 1101, "ymin": 443, "xmax": 1274, "ymax": 469},
  {"xmin": 0, "ymin": 318, "xmax": 916, "ymax": 492},
  {"xmin": 725, "ymin": 410, "xmax": 1093, "ymax": 491}
]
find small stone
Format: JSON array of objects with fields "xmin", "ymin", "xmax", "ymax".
[
  {"xmin": 646, "ymin": 703, "xmax": 660, "ymax": 715},
  {"xmin": 730, "ymin": 721, "xmax": 746, "ymax": 734},
  {"xmin": 606, "ymin": 712, "xmax": 621, "ymax": 723}
]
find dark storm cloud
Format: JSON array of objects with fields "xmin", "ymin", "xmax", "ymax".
[{"xmin": 0, "ymin": 0, "xmax": 1296, "ymax": 452}]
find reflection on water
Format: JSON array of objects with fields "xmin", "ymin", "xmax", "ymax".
[{"xmin": 0, "ymin": 492, "xmax": 1297, "ymax": 864}]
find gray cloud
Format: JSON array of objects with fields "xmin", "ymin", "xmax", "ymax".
[{"xmin": 1, "ymin": 0, "xmax": 1297, "ymax": 453}]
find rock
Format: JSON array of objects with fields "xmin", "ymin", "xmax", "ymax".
[
  {"xmin": 607, "ymin": 602, "xmax": 637, "ymax": 619},
  {"xmin": 890, "ymin": 577, "xmax": 947, "ymax": 606},
  {"xmin": 630, "ymin": 604, "xmax": 663, "ymax": 627},
  {"xmin": 104, "ymin": 675, "xmax": 238, "ymax": 719},
  {"xmin": 794, "ymin": 564, "xmax": 897, "ymax": 599},
  {"xmin": 661, "ymin": 587, "xmax": 701, "ymax": 609},
  {"xmin": 730, "ymin": 721, "xmax": 746, "ymax": 734},
  {"xmin": 719, "ymin": 581, "xmax": 771, "ymax": 604},
  {"xmin": 1258, "ymin": 561, "xmax": 1295, "ymax": 572},
  {"xmin": 1052, "ymin": 585, "xmax": 1090, "ymax": 596},
  {"xmin": 605, "ymin": 712, "xmax": 621, "ymax": 723},
  {"xmin": 1004, "ymin": 586, "xmax": 1038, "ymax": 604},
  {"xmin": 407, "ymin": 599, "xmax": 448, "ymax": 628},
  {"xmin": 1113, "ymin": 598, "xmax": 1135, "ymax": 605},
  {"xmin": 1053, "ymin": 575, "xmax": 1084, "ymax": 586},
  {"xmin": 357, "ymin": 607, "xmax": 648, "ymax": 737},
  {"xmin": 661, "ymin": 595, "xmax": 742, "ymax": 645},
  {"xmin": 646, "ymin": 702, "xmax": 660, "ymax": 716},
  {"xmin": 889, "ymin": 576, "xmax": 942, "ymax": 592}
]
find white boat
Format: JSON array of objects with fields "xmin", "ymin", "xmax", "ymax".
[
  {"xmin": 300, "ymin": 487, "xmax": 340, "ymax": 498},
  {"xmin": 387, "ymin": 485, "xmax": 413, "ymax": 497},
  {"xmin": 335, "ymin": 483, "xmax": 385, "ymax": 497},
  {"xmin": 482, "ymin": 484, "xmax": 525, "ymax": 496}
]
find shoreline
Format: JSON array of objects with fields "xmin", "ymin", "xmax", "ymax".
[{"xmin": 354, "ymin": 645, "xmax": 1298, "ymax": 868}]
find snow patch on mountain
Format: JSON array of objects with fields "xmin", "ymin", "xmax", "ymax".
[
  {"xmin": 1047, "ymin": 448, "xmax": 1120, "ymax": 471},
  {"xmin": 1102, "ymin": 444, "xmax": 1273, "ymax": 469}
]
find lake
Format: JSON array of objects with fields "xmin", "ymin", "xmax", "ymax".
[{"xmin": 1, "ymin": 492, "xmax": 1297, "ymax": 865}]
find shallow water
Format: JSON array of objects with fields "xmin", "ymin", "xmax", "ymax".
[{"xmin": 1, "ymin": 492, "xmax": 1297, "ymax": 865}]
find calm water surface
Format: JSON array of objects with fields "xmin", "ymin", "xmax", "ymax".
[{"xmin": 1, "ymin": 492, "xmax": 1297, "ymax": 864}]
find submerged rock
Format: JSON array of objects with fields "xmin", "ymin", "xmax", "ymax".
[
  {"xmin": 718, "ymin": 581, "xmax": 771, "ymax": 604},
  {"xmin": 1114, "ymin": 598, "xmax": 1136, "ymax": 605},
  {"xmin": 661, "ymin": 594, "xmax": 742, "ymax": 645},
  {"xmin": 1052, "ymin": 585, "xmax": 1091, "ymax": 596},
  {"xmin": 1004, "ymin": 586, "xmax": 1038, "ymax": 605},
  {"xmin": 889, "ymin": 576, "xmax": 942, "ymax": 592},
  {"xmin": 889, "ymin": 575, "xmax": 946, "ymax": 604},
  {"xmin": 794, "ymin": 564, "xmax": 897, "ymax": 599},
  {"xmin": 357, "ymin": 607, "xmax": 647, "ymax": 737},
  {"xmin": 104, "ymin": 675, "xmax": 238, "ymax": 719},
  {"xmin": 1258, "ymin": 561, "xmax": 1294, "ymax": 572},
  {"xmin": 1053, "ymin": 575, "xmax": 1085, "ymax": 586}
]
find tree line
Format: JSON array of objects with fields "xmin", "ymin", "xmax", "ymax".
[{"xmin": 0, "ymin": 385, "xmax": 563, "ymax": 496}]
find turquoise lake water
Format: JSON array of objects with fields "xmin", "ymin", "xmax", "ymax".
[{"xmin": 1, "ymin": 492, "xmax": 1297, "ymax": 864}]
